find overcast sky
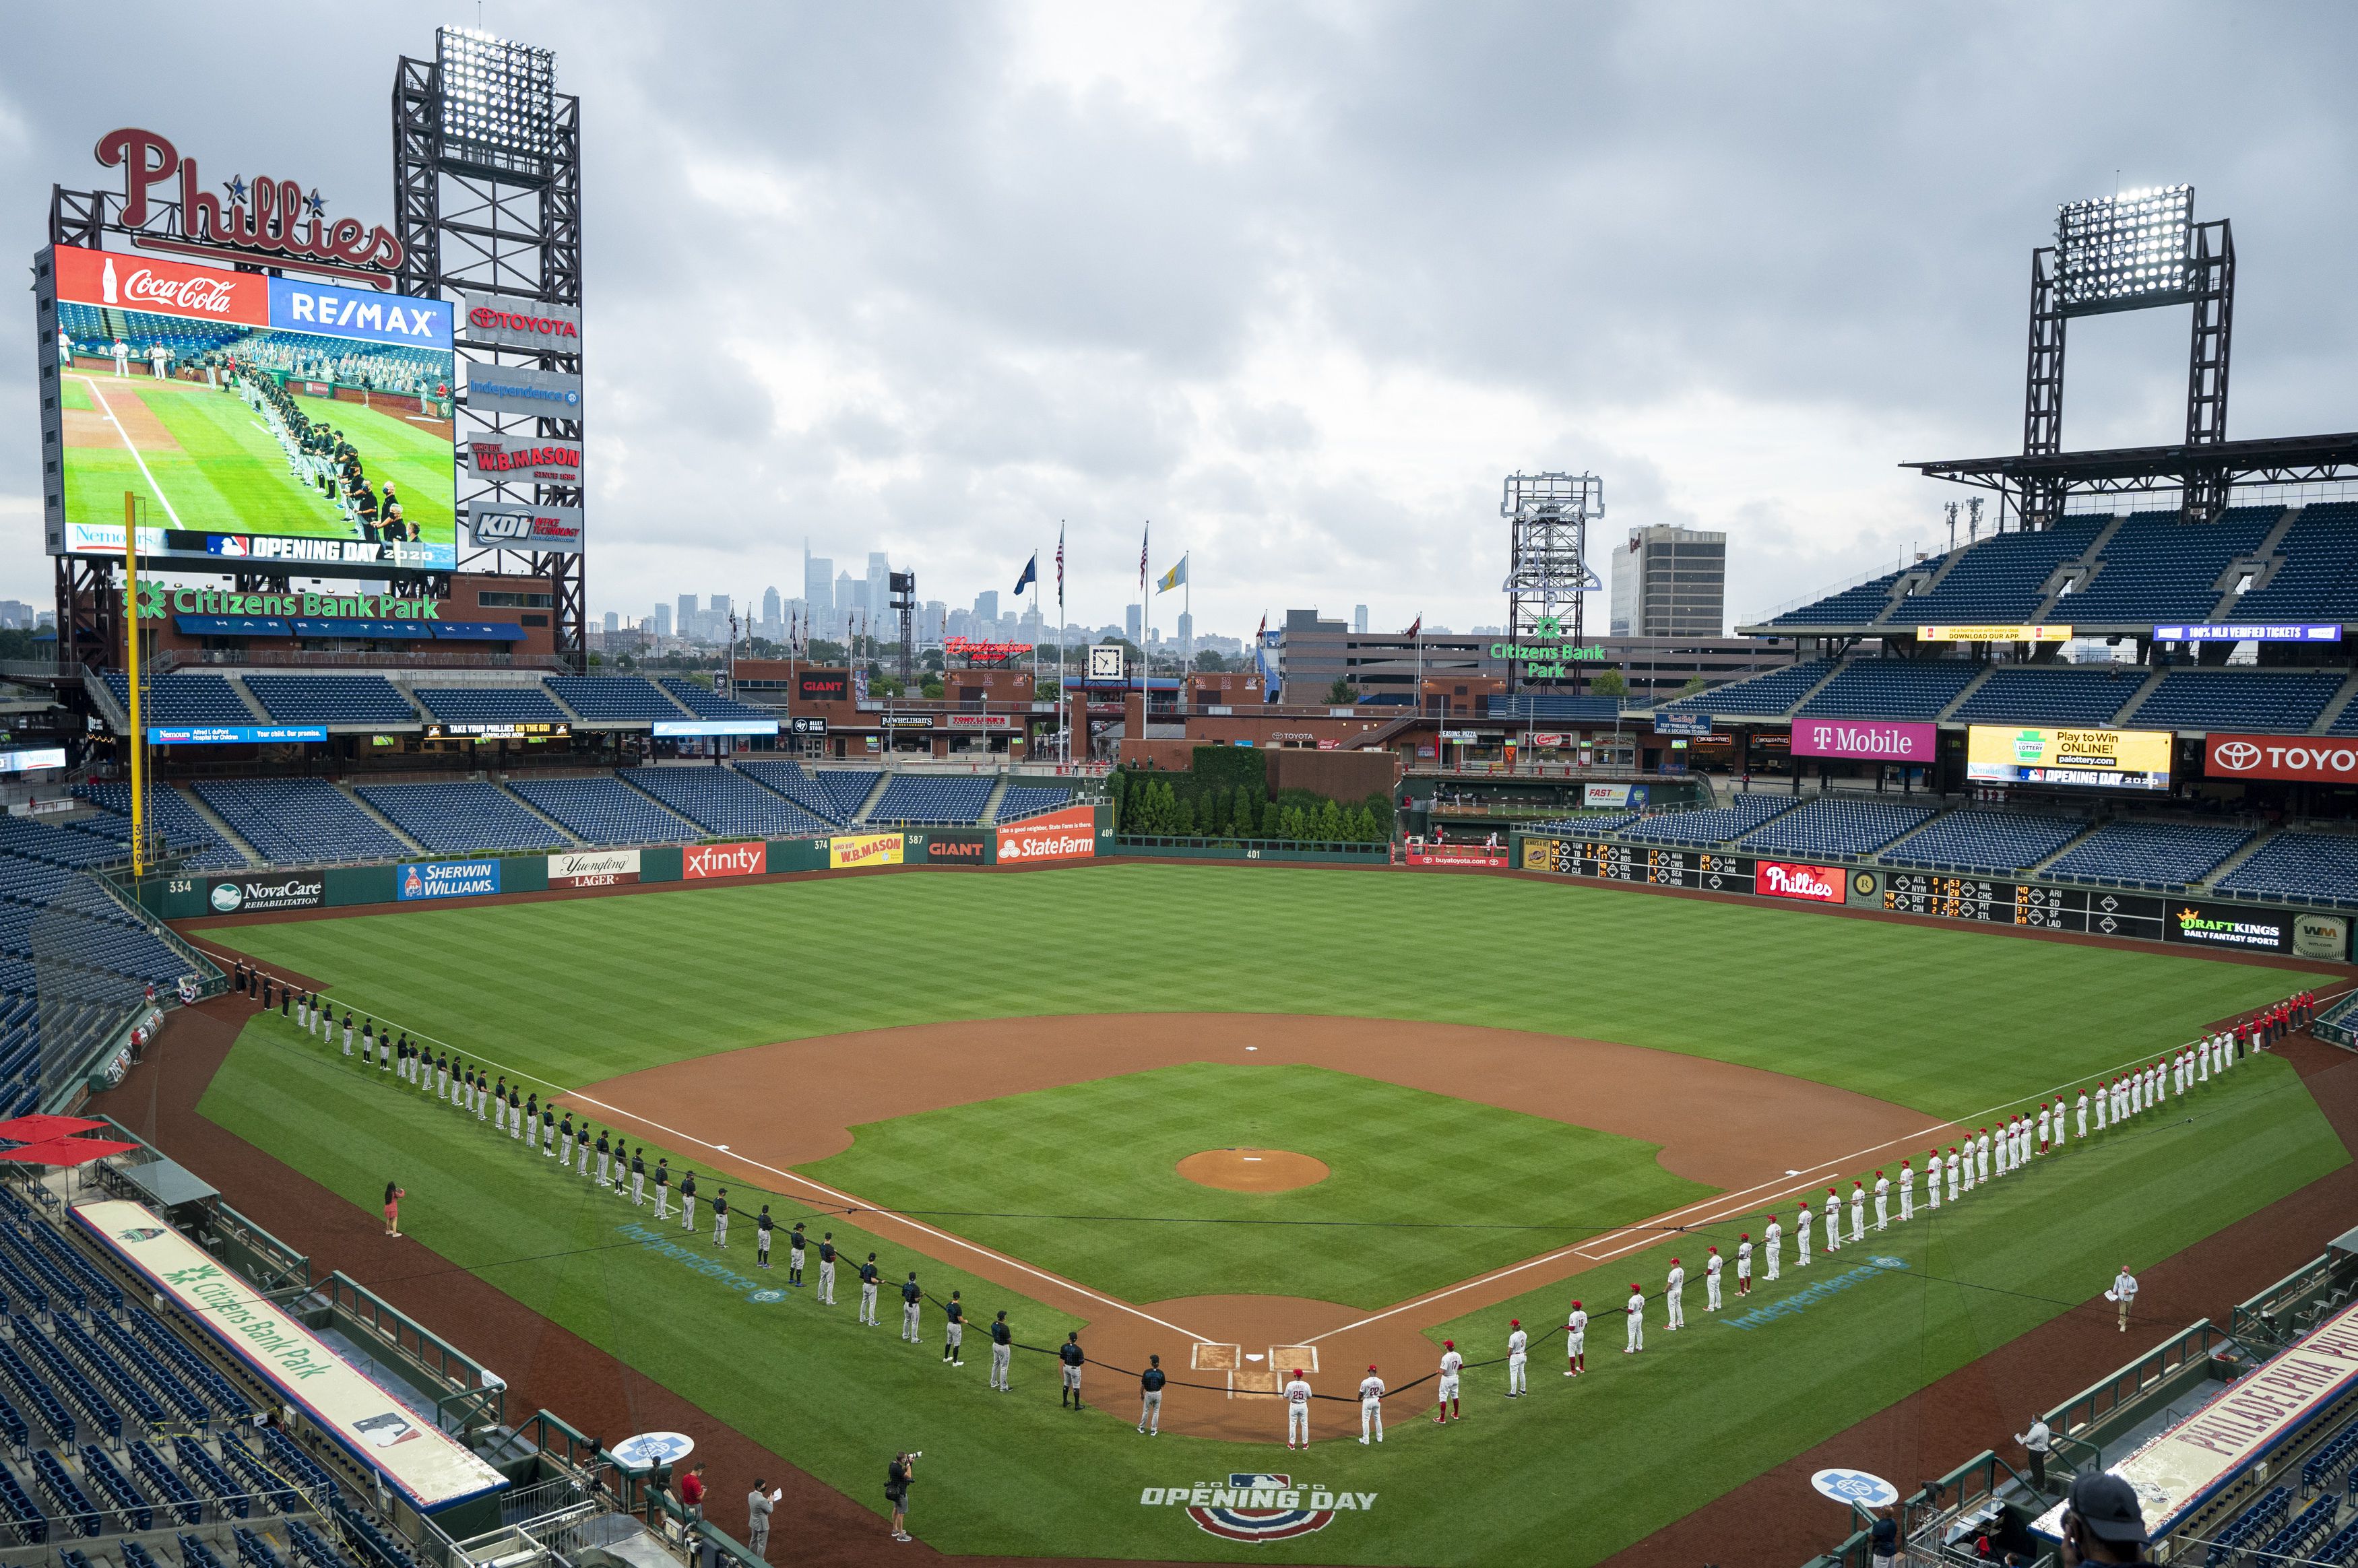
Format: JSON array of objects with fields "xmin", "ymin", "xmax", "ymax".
[{"xmin": 6, "ymin": 1, "xmax": 2357, "ymax": 638}]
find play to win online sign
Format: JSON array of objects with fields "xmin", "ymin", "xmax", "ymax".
[{"xmin": 73, "ymin": 1200, "xmax": 507, "ymax": 1514}]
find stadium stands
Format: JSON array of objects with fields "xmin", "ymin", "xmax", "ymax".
[
  {"xmin": 618, "ymin": 768, "xmax": 829, "ymax": 839},
  {"xmin": 2052, "ymin": 506, "xmax": 2281, "ymax": 624},
  {"xmin": 241, "ymin": 677, "xmax": 420, "ymax": 729},
  {"xmin": 2223, "ymin": 502, "xmax": 2358, "ymax": 624},
  {"xmin": 546, "ymin": 678, "xmax": 689, "ymax": 723},
  {"xmin": 1660, "ymin": 660, "xmax": 1834, "ymax": 717},
  {"xmin": 2213, "ymin": 833, "xmax": 2358, "ymax": 908},
  {"xmin": 410, "ymin": 686, "xmax": 572, "ymax": 725},
  {"xmin": 732, "ymin": 761, "xmax": 847, "ymax": 824},
  {"xmin": 866, "ymin": 775, "xmax": 994, "ymax": 825},
  {"xmin": 191, "ymin": 780, "xmax": 412, "ymax": 863},
  {"xmin": 1766, "ymin": 568, "xmax": 1908, "ymax": 629},
  {"xmin": 102, "ymin": 674, "xmax": 255, "ymax": 727},
  {"xmin": 1948, "ymin": 665, "xmax": 2142, "ymax": 727},
  {"xmin": 655, "ymin": 678, "xmax": 777, "ymax": 723},
  {"xmin": 0, "ymin": 820, "xmax": 133, "ymax": 870},
  {"xmin": 1793, "ymin": 660, "xmax": 1983, "ymax": 720},
  {"xmin": 356, "ymin": 783, "xmax": 570, "ymax": 855},
  {"xmin": 1622, "ymin": 793, "xmax": 1797, "ymax": 847},
  {"xmin": 800, "ymin": 769, "xmax": 882, "ymax": 821},
  {"xmin": 1884, "ymin": 516, "xmax": 2105, "ymax": 626},
  {"xmin": 2127, "ymin": 670, "xmax": 2347, "ymax": 733},
  {"xmin": 996, "ymin": 783, "xmax": 1075, "ymax": 822},
  {"xmin": 2042, "ymin": 819, "xmax": 2254, "ymax": 890},
  {"xmin": 72, "ymin": 782, "xmax": 249, "ymax": 870},
  {"xmin": 507, "ymin": 776, "xmax": 695, "ymax": 846},
  {"xmin": 1739, "ymin": 797, "xmax": 1939, "ymax": 857},
  {"xmin": 1883, "ymin": 810, "xmax": 2089, "ymax": 876}
]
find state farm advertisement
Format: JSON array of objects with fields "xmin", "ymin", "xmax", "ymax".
[
  {"xmin": 2204, "ymin": 734, "xmax": 2358, "ymax": 784},
  {"xmin": 1754, "ymin": 859, "xmax": 1847, "ymax": 903},
  {"xmin": 548, "ymin": 849, "xmax": 639, "ymax": 888},
  {"xmin": 1790, "ymin": 719, "xmax": 1936, "ymax": 761},
  {"xmin": 997, "ymin": 806, "xmax": 1097, "ymax": 863},
  {"xmin": 684, "ymin": 841, "xmax": 767, "ymax": 880}
]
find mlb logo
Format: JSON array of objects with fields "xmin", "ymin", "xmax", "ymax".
[{"xmin": 1186, "ymin": 1472, "xmax": 1335, "ymax": 1542}]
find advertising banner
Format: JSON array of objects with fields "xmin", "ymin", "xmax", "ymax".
[
  {"xmin": 998, "ymin": 806, "xmax": 1098, "ymax": 864},
  {"xmin": 1754, "ymin": 860, "xmax": 1847, "ymax": 903},
  {"xmin": 397, "ymin": 860, "xmax": 501, "ymax": 901},
  {"xmin": 2153, "ymin": 623, "xmax": 2342, "ymax": 644},
  {"xmin": 73, "ymin": 1200, "xmax": 509, "ymax": 1515},
  {"xmin": 151, "ymin": 725, "xmax": 326, "ymax": 746},
  {"xmin": 548, "ymin": 849, "xmax": 640, "ymax": 888},
  {"xmin": 466, "ymin": 502, "xmax": 585, "ymax": 554},
  {"xmin": 880, "ymin": 714, "xmax": 934, "ymax": 729},
  {"xmin": 1791, "ymin": 719, "xmax": 1936, "ymax": 762},
  {"xmin": 651, "ymin": 719, "xmax": 777, "ymax": 738},
  {"xmin": 829, "ymin": 832, "xmax": 904, "ymax": 870},
  {"xmin": 1918, "ymin": 624, "xmax": 2072, "ymax": 643},
  {"xmin": 2294, "ymin": 913, "xmax": 2350, "ymax": 962},
  {"xmin": 910, "ymin": 831, "xmax": 989, "ymax": 864},
  {"xmin": 1583, "ymin": 783, "xmax": 1631, "ymax": 808},
  {"xmin": 2165, "ymin": 900, "xmax": 2291, "ymax": 954},
  {"xmin": 796, "ymin": 672, "xmax": 849, "ymax": 704},
  {"xmin": 206, "ymin": 874, "xmax": 324, "ymax": 913},
  {"xmin": 1652, "ymin": 713, "xmax": 1713, "ymax": 737},
  {"xmin": 49, "ymin": 244, "xmax": 457, "ymax": 573},
  {"xmin": 462, "ymin": 436, "xmax": 583, "ymax": 486},
  {"xmin": 2204, "ymin": 735, "xmax": 2358, "ymax": 785},
  {"xmin": 1406, "ymin": 845, "xmax": 1509, "ymax": 868},
  {"xmin": 458, "ymin": 293, "xmax": 582, "ymax": 351},
  {"xmin": 944, "ymin": 713, "xmax": 1013, "ymax": 731},
  {"xmin": 1966, "ymin": 725, "xmax": 2173, "ymax": 791},
  {"xmin": 0, "ymin": 748, "xmax": 67, "ymax": 774},
  {"xmin": 462, "ymin": 363, "xmax": 581, "ymax": 418},
  {"xmin": 684, "ymin": 841, "xmax": 767, "ymax": 880}
]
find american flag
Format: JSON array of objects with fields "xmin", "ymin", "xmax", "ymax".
[
  {"xmin": 1056, "ymin": 525, "xmax": 1064, "ymax": 611},
  {"xmin": 1140, "ymin": 523, "xmax": 1150, "ymax": 590}
]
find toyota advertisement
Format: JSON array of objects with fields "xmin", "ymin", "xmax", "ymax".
[
  {"xmin": 44, "ymin": 244, "xmax": 456, "ymax": 575},
  {"xmin": 2204, "ymin": 734, "xmax": 2358, "ymax": 785}
]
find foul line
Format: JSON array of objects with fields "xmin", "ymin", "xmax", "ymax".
[{"xmin": 75, "ymin": 374, "xmax": 186, "ymax": 529}]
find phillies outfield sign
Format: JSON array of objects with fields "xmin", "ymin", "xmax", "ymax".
[
  {"xmin": 2204, "ymin": 734, "xmax": 2358, "ymax": 784},
  {"xmin": 93, "ymin": 129, "xmax": 404, "ymax": 284},
  {"xmin": 1755, "ymin": 860, "xmax": 1846, "ymax": 903}
]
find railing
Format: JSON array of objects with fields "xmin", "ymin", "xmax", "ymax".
[
  {"xmin": 2233, "ymin": 1252, "xmax": 2358, "ymax": 1350},
  {"xmin": 156, "ymin": 649, "xmax": 574, "ymax": 673},
  {"xmin": 208, "ymin": 1201, "xmax": 314, "ymax": 1297},
  {"xmin": 308, "ymin": 1272, "xmax": 501, "ymax": 1433},
  {"xmin": 2043, "ymin": 1319, "xmax": 2234, "ymax": 1464},
  {"xmin": 1112, "ymin": 834, "xmax": 1389, "ymax": 860}
]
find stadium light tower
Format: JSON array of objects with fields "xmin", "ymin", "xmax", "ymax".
[
  {"xmin": 1498, "ymin": 472, "xmax": 1603, "ymax": 692},
  {"xmin": 2022, "ymin": 184, "xmax": 2233, "ymax": 527}
]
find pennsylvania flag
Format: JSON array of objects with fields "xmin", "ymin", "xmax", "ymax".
[
  {"xmin": 1157, "ymin": 554, "xmax": 1188, "ymax": 593},
  {"xmin": 1013, "ymin": 554, "xmax": 1038, "ymax": 595}
]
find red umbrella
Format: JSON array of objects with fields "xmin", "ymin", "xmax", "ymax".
[
  {"xmin": 0, "ymin": 1115, "xmax": 106, "ymax": 1144},
  {"xmin": 0, "ymin": 1137, "xmax": 141, "ymax": 1168}
]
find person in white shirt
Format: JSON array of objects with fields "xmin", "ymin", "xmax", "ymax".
[
  {"xmin": 2197, "ymin": 1041, "xmax": 2210, "ymax": 1084},
  {"xmin": 1946, "ymin": 1146, "xmax": 1960, "ymax": 1202},
  {"xmin": 1923, "ymin": 1149, "xmax": 1941, "ymax": 1212},
  {"xmin": 1664, "ymin": 1260, "xmax": 1686, "ymax": 1330},
  {"xmin": 1976, "ymin": 1128, "xmax": 1992, "ymax": 1184},
  {"xmin": 1356, "ymin": 1365, "xmax": 1382, "ymax": 1443},
  {"xmin": 1765, "ymin": 1218, "xmax": 1784, "ymax": 1282},
  {"xmin": 1736, "ymin": 1233, "xmax": 1754, "ymax": 1296},
  {"xmin": 148, "ymin": 342, "xmax": 170, "ymax": 378},
  {"xmin": 111, "ymin": 339, "xmax": 131, "ymax": 377},
  {"xmin": 1849, "ymin": 1181, "xmax": 1867, "ymax": 1243},
  {"xmin": 1433, "ymin": 1342, "xmax": 1463, "ymax": 1422},
  {"xmin": 2037, "ymin": 1103, "xmax": 2051, "ymax": 1155},
  {"xmin": 1873, "ymin": 1170, "xmax": 1890, "ymax": 1230},
  {"xmin": 2016, "ymin": 1414, "xmax": 2053, "ymax": 1494},
  {"xmin": 2108, "ymin": 1266, "xmax": 2138, "ymax": 1332},
  {"xmin": 1565, "ymin": 1300, "xmax": 1588, "ymax": 1376},
  {"xmin": 1622, "ymin": 1284, "xmax": 1645, "ymax": 1354},
  {"xmin": 1505, "ymin": 1320, "xmax": 1529, "ymax": 1396},
  {"xmin": 1822, "ymin": 1188, "xmax": 1843, "ymax": 1253},
  {"xmin": 2129, "ymin": 1068, "xmax": 2144, "ymax": 1117},
  {"xmin": 1897, "ymin": 1160, "xmax": 1914, "ymax": 1222},
  {"xmin": 57, "ymin": 332, "xmax": 73, "ymax": 369},
  {"xmin": 1285, "ymin": 1369, "xmax": 1314, "ymax": 1449},
  {"xmin": 2076, "ymin": 1088, "xmax": 2090, "ymax": 1140},
  {"xmin": 1795, "ymin": 1201, "xmax": 1812, "ymax": 1268},
  {"xmin": 1704, "ymin": 1248, "xmax": 1723, "ymax": 1312}
]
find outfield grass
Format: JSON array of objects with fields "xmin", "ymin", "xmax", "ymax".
[
  {"xmin": 216, "ymin": 863, "xmax": 2318, "ymax": 1118},
  {"xmin": 800, "ymin": 1062, "xmax": 1713, "ymax": 1306},
  {"xmin": 60, "ymin": 372, "xmax": 453, "ymax": 544}
]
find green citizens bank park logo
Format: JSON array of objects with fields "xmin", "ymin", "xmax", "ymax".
[
  {"xmin": 122, "ymin": 587, "xmax": 443, "ymax": 621},
  {"xmin": 1487, "ymin": 616, "xmax": 1607, "ymax": 680}
]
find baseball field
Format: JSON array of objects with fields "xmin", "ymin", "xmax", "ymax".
[
  {"xmin": 59, "ymin": 371, "xmax": 455, "ymax": 545},
  {"xmin": 185, "ymin": 863, "xmax": 2347, "ymax": 1565}
]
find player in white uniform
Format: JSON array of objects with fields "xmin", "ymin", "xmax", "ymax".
[
  {"xmin": 1922, "ymin": 1149, "xmax": 1940, "ymax": 1211},
  {"xmin": 1704, "ymin": 1247, "xmax": 1723, "ymax": 1312},
  {"xmin": 1976, "ymin": 1128, "xmax": 1992, "ymax": 1184},
  {"xmin": 1565, "ymin": 1300, "xmax": 1588, "ymax": 1375},
  {"xmin": 1506, "ymin": 1320, "xmax": 1529, "ymax": 1396},
  {"xmin": 148, "ymin": 342, "xmax": 170, "ymax": 378},
  {"xmin": 1434, "ymin": 1342, "xmax": 1463, "ymax": 1422},
  {"xmin": 2076, "ymin": 1088, "xmax": 2090, "ymax": 1138},
  {"xmin": 1996, "ymin": 1119, "xmax": 2012, "ymax": 1176},
  {"xmin": 1286, "ymin": 1369, "xmax": 1314, "ymax": 1449},
  {"xmin": 57, "ymin": 332, "xmax": 73, "ymax": 369},
  {"xmin": 1873, "ymin": 1171, "xmax": 1890, "ymax": 1231},
  {"xmin": 1356, "ymin": 1365, "xmax": 1382, "ymax": 1443},
  {"xmin": 1736, "ymin": 1233, "xmax": 1754, "ymax": 1295},
  {"xmin": 1664, "ymin": 1260, "xmax": 1686, "ymax": 1330},
  {"xmin": 1795, "ymin": 1200, "xmax": 1812, "ymax": 1267},
  {"xmin": 1822, "ymin": 1188, "xmax": 1842, "ymax": 1253},
  {"xmin": 1622, "ymin": 1284, "xmax": 1645, "ymax": 1354},
  {"xmin": 110, "ymin": 339, "xmax": 131, "ymax": 377},
  {"xmin": 1764, "ymin": 1216, "xmax": 1782, "ymax": 1282},
  {"xmin": 2037, "ymin": 1103, "xmax": 2051, "ymax": 1156},
  {"xmin": 1897, "ymin": 1160, "xmax": 1913, "ymax": 1222},
  {"xmin": 1849, "ymin": 1181, "xmax": 1866, "ymax": 1243},
  {"xmin": 1945, "ymin": 1145, "xmax": 1960, "ymax": 1202}
]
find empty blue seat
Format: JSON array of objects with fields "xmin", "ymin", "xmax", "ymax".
[
  {"xmin": 357, "ymin": 783, "xmax": 567, "ymax": 855},
  {"xmin": 102, "ymin": 673, "xmax": 256, "ymax": 727},
  {"xmin": 1950, "ymin": 666, "xmax": 2140, "ymax": 727},
  {"xmin": 1885, "ymin": 812, "xmax": 2088, "ymax": 876},
  {"xmin": 1623, "ymin": 793, "xmax": 1797, "ymax": 847},
  {"xmin": 546, "ymin": 678, "xmax": 690, "ymax": 722},
  {"xmin": 1795, "ymin": 661, "xmax": 1981, "ymax": 720},
  {"xmin": 1660, "ymin": 661, "xmax": 1833, "ymax": 717},
  {"xmin": 412, "ymin": 685, "xmax": 571, "ymax": 725},
  {"xmin": 2057, "ymin": 507, "xmax": 2280, "ymax": 623},
  {"xmin": 2129, "ymin": 672, "xmax": 2345, "ymax": 733},
  {"xmin": 867, "ymin": 776, "xmax": 994, "ymax": 825},
  {"xmin": 2044, "ymin": 820, "xmax": 2252, "ymax": 890},
  {"xmin": 241, "ymin": 676, "xmax": 419, "ymax": 727},
  {"xmin": 2214, "ymin": 834, "xmax": 2358, "ymax": 907},
  {"xmin": 193, "ymin": 779, "xmax": 410, "ymax": 863},
  {"xmin": 656, "ymin": 678, "xmax": 776, "ymax": 723},
  {"xmin": 619, "ymin": 768, "xmax": 828, "ymax": 838},
  {"xmin": 507, "ymin": 777, "xmax": 694, "ymax": 846},
  {"xmin": 1885, "ymin": 518, "xmax": 2105, "ymax": 626},
  {"xmin": 998, "ymin": 783, "xmax": 1075, "ymax": 822},
  {"xmin": 1740, "ymin": 797, "xmax": 1939, "ymax": 857}
]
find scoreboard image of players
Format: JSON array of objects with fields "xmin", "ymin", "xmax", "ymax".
[{"xmin": 1881, "ymin": 873, "xmax": 2165, "ymax": 938}]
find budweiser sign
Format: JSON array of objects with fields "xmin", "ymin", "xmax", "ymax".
[
  {"xmin": 684, "ymin": 842, "xmax": 767, "ymax": 880},
  {"xmin": 1754, "ymin": 860, "xmax": 1846, "ymax": 903},
  {"xmin": 94, "ymin": 128, "xmax": 403, "ymax": 281},
  {"xmin": 2204, "ymin": 734, "xmax": 2358, "ymax": 784}
]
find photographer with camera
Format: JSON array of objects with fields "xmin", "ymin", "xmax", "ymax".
[{"xmin": 886, "ymin": 1451, "xmax": 918, "ymax": 1544}]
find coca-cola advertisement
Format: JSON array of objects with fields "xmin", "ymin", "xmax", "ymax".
[
  {"xmin": 1754, "ymin": 859, "xmax": 1847, "ymax": 903},
  {"xmin": 46, "ymin": 242, "xmax": 457, "ymax": 573}
]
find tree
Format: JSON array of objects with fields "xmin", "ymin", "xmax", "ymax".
[
  {"xmin": 920, "ymin": 676, "xmax": 945, "ymax": 700},
  {"xmin": 1678, "ymin": 673, "xmax": 1710, "ymax": 698},
  {"xmin": 1314, "ymin": 799, "xmax": 1345, "ymax": 841},
  {"xmin": 1590, "ymin": 667, "xmax": 1628, "ymax": 696},
  {"xmin": 1327, "ymin": 678, "xmax": 1356, "ymax": 705},
  {"xmin": 1194, "ymin": 649, "xmax": 1229, "ymax": 672},
  {"xmin": 1261, "ymin": 798, "xmax": 1283, "ymax": 838}
]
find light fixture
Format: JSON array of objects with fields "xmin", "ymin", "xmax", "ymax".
[
  {"xmin": 2055, "ymin": 185, "xmax": 2194, "ymax": 312},
  {"xmin": 436, "ymin": 25, "xmax": 557, "ymax": 160}
]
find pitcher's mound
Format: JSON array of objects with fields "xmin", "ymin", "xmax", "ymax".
[{"xmin": 1177, "ymin": 1148, "xmax": 1329, "ymax": 1192}]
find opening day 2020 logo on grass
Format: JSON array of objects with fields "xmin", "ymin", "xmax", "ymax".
[{"xmin": 1139, "ymin": 1474, "xmax": 1376, "ymax": 1542}]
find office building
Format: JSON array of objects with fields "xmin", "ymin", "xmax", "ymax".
[
  {"xmin": 603, "ymin": 611, "xmax": 619, "ymax": 634},
  {"xmin": 761, "ymin": 586, "xmax": 781, "ymax": 626},
  {"xmin": 804, "ymin": 555, "xmax": 834, "ymax": 617},
  {"xmin": 837, "ymin": 572, "xmax": 862, "ymax": 624},
  {"xmin": 676, "ymin": 594, "xmax": 697, "ymax": 635},
  {"xmin": 1353, "ymin": 606, "xmax": 1369, "ymax": 634},
  {"xmin": 974, "ymin": 591, "xmax": 998, "ymax": 625},
  {"xmin": 1610, "ymin": 526, "xmax": 1727, "ymax": 637},
  {"xmin": 1177, "ymin": 611, "xmax": 1194, "ymax": 659},
  {"xmin": 653, "ymin": 603, "xmax": 672, "ymax": 639}
]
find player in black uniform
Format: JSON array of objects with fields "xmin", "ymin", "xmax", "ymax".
[
  {"xmin": 787, "ymin": 1221, "xmax": 806, "ymax": 1284},
  {"xmin": 817, "ymin": 1233, "xmax": 837, "ymax": 1303},
  {"xmin": 1139, "ymin": 1355, "xmax": 1167, "ymax": 1435},
  {"xmin": 899, "ymin": 1272, "xmax": 922, "ymax": 1343},
  {"xmin": 755, "ymin": 1206, "xmax": 773, "ymax": 1268},
  {"xmin": 558, "ymin": 1112, "xmax": 575, "ymax": 1167},
  {"xmin": 858, "ymin": 1253, "xmax": 881, "ymax": 1326},
  {"xmin": 711, "ymin": 1189, "xmax": 729, "ymax": 1247},
  {"xmin": 1059, "ymin": 1332, "xmax": 1086, "ymax": 1409},
  {"xmin": 989, "ymin": 1311, "xmax": 1013, "ymax": 1391},
  {"xmin": 942, "ymin": 1292, "xmax": 965, "ymax": 1365}
]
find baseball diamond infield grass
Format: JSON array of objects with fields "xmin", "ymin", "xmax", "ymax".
[
  {"xmin": 798, "ymin": 1062, "xmax": 1715, "ymax": 1306},
  {"xmin": 60, "ymin": 372, "xmax": 455, "ymax": 544},
  {"xmin": 192, "ymin": 863, "xmax": 2351, "ymax": 1564}
]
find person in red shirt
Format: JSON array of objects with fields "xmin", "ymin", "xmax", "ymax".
[{"xmin": 680, "ymin": 1463, "xmax": 705, "ymax": 1520}]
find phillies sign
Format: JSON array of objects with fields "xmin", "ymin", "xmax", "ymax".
[
  {"xmin": 2204, "ymin": 735, "xmax": 2358, "ymax": 784},
  {"xmin": 94, "ymin": 128, "xmax": 403, "ymax": 283},
  {"xmin": 1755, "ymin": 860, "xmax": 1847, "ymax": 903}
]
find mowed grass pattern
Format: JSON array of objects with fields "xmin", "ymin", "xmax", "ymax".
[
  {"xmin": 212, "ymin": 863, "xmax": 2318, "ymax": 1120},
  {"xmin": 802, "ymin": 1062, "xmax": 1713, "ymax": 1305}
]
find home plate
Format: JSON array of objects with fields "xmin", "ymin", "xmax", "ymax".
[{"xmin": 1244, "ymin": 1353, "xmax": 1263, "ymax": 1362}]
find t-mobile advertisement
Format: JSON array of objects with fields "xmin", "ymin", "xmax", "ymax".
[{"xmin": 1789, "ymin": 720, "xmax": 1936, "ymax": 762}]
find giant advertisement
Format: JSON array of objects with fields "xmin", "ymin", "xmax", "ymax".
[
  {"xmin": 74, "ymin": 1200, "xmax": 509, "ymax": 1515},
  {"xmin": 997, "ymin": 806, "xmax": 1097, "ymax": 864},
  {"xmin": 47, "ymin": 244, "xmax": 455, "ymax": 573},
  {"xmin": 1966, "ymin": 725, "xmax": 2173, "ymax": 791}
]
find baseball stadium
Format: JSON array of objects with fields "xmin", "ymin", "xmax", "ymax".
[{"xmin": 9, "ymin": 20, "xmax": 2358, "ymax": 1568}]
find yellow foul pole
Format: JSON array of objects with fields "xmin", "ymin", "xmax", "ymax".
[{"xmin": 122, "ymin": 491, "xmax": 146, "ymax": 879}]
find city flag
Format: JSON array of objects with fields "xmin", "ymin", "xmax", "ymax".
[
  {"xmin": 1157, "ymin": 554, "xmax": 1188, "ymax": 593},
  {"xmin": 1014, "ymin": 554, "xmax": 1037, "ymax": 595}
]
